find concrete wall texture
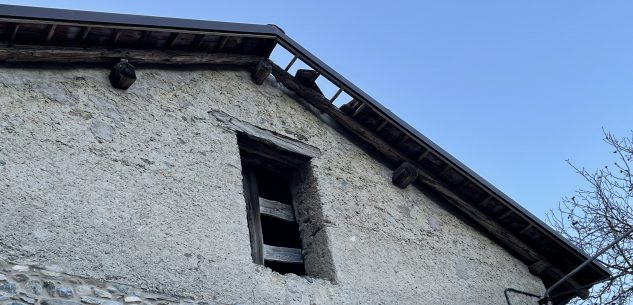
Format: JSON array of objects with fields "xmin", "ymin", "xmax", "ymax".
[{"xmin": 0, "ymin": 66, "xmax": 545, "ymax": 305}]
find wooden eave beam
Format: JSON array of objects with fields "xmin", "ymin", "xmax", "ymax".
[
  {"xmin": 416, "ymin": 150, "xmax": 431, "ymax": 162},
  {"xmin": 0, "ymin": 44, "xmax": 264, "ymax": 66},
  {"xmin": 530, "ymin": 260, "xmax": 590, "ymax": 300},
  {"xmin": 265, "ymin": 59, "xmax": 588, "ymax": 300},
  {"xmin": 214, "ymin": 36, "xmax": 229, "ymax": 52},
  {"xmin": 478, "ymin": 195, "xmax": 493, "ymax": 206},
  {"xmin": 9, "ymin": 23, "xmax": 19, "ymax": 41},
  {"xmin": 396, "ymin": 134, "xmax": 409, "ymax": 146},
  {"xmin": 137, "ymin": 30, "xmax": 151, "ymax": 46},
  {"xmin": 111, "ymin": 29, "xmax": 122, "ymax": 45},
  {"xmin": 351, "ymin": 103, "xmax": 366, "ymax": 117},
  {"xmin": 329, "ymin": 87, "xmax": 343, "ymax": 103},
  {"xmin": 166, "ymin": 32, "xmax": 179, "ymax": 49},
  {"xmin": 45, "ymin": 24, "xmax": 56, "ymax": 42},
  {"xmin": 252, "ymin": 60, "xmax": 272, "ymax": 85},
  {"xmin": 79, "ymin": 27, "xmax": 91, "ymax": 42},
  {"xmin": 529, "ymin": 260, "xmax": 550, "ymax": 275},
  {"xmin": 190, "ymin": 34, "xmax": 204, "ymax": 50},
  {"xmin": 499, "ymin": 209, "xmax": 514, "ymax": 220},
  {"xmin": 392, "ymin": 162, "xmax": 418, "ymax": 189},
  {"xmin": 375, "ymin": 119, "xmax": 389, "ymax": 132},
  {"xmin": 519, "ymin": 224, "xmax": 533, "ymax": 235}
]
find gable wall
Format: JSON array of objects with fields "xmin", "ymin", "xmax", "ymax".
[{"xmin": 0, "ymin": 66, "xmax": 544, "ymax": 305}]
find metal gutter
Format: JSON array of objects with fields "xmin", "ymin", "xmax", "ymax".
[{"xmin": 0, "ymin": 3, "xmax": 611, "ymax": 279}]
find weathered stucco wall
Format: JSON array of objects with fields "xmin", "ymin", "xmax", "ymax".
[{"xmin": 0, "ymin": 66, "xmax": 544, "ymax": 305}]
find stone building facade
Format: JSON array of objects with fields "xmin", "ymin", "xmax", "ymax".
[{"xmin": 0, "ymin": 5, "xmax": 609, "ymax": 305}]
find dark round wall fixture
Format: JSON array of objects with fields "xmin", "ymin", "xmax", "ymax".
[{"xmin": 109, "ymin": 60, "xmax": 137, "ymax": 90}]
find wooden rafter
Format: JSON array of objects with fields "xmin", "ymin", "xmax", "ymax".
[
  {"xmin": 9, "ymin": 23, "xmax": 19, "ymax": 41},
  {"xmin": 375, "ymin": 119, "xmax": 389, "ymax": 132},
  {"xmin": 137, "ymin": 30, "xmax": 151, "ymax": 46},
  {"xmin": 166, "ymin": 33, "xmax": 179, "ymax": 49},
  {"xmin": 396, "ymin": 134, "xmax": 409, "ymax": 146},
  {"xmin": 45, "ymin": 24, "xmax": 56, "ymax": 41},
  {"xmin": 416, "ymin": 150, "xmax": 431, "ymax": 162},
  {"xmin": 79, "ymin": 26, "xmax": 91, "ymax": 42},
  {"xmin": 190, "ymin": 34, "xmax": 204, "ymax": 50},
  {"xmin": 329, "ymin": 87, "xmax": 343, "ymax": 103},
  {"xmin": 214, "ymin": 36, "xmax": 229, "ymax": 52},
  {"xmin": 351, "ymin": 103, "xmax": 366, "ymax": 117},
  {"xmin": 111, "ymin": 29, "xmax": 122, "ymax": 45}
]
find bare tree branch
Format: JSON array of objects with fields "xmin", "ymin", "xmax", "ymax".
[{"xmin": 548, "ymin": 130, "xmax": 633, "ymax": 305}]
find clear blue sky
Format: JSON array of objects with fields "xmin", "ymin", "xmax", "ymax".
[{"xmin": 4, "ymin": 1, "xmax": 632, "ymax": 220}]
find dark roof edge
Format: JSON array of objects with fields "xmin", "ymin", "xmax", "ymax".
[
  {"xmin": 0, "ymin": 4, "xmax": 281, "ymax": 37},
  {"xmin": 0, "ymin": 3, "xmax": 610, "ymax": 279}
]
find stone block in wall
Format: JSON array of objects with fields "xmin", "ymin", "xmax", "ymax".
[{"xmin": 0, "ymin": 262, "xmax": 229, "ymax": 305}]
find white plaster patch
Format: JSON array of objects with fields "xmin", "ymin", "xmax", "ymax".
[
  {"xmin": 90, "ymin": 120, "xmax": 114, "ymax": 142},
  {"xmin": 427, "ymin": 214, "xmax": 442, "ymax": 232},
  {"xmin": 12, "ymin": 265, "xmax": 29, "ymax": 272},
  {"xmin": 44, "ymin": 264, "xmax": 64, "ymax": 273},
  {"xmin": 454, "ymin": 256, "xmax": 470, "ymax": 280},
  {"xmin": 124, "ymin": 296, "xmax": 142, "ymax": 303},
  {"xmin": 89, "ymin": 94, "xmax": 121, "ymax": 121}
]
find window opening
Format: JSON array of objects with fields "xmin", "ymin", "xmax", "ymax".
[{"xmin": 239, "ymin": 135, "xmax": 309, "ymax": 275}]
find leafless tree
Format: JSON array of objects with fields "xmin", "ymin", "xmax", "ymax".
[{"xmin": 547, "ymin": 131, "xmax": 633, "ymax": 305}]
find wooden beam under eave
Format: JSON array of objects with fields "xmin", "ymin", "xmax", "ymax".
[
  {"xmin": 0, "ymin": 44, "xmax": 264, "ymax": 66},
  {"xmin": 530, "ymin": 260, "xmax": 590, "ymax": 300},
  {"xmin": 166, "ymin": 33, "xmax": 179, "ymax": 49},
  {"xmin": 252, "ymin": 60, "xmax": 272, "ymax": 85},
  {"xmin": 416, "ymin": 150, "xmax": 431, "ymax": 162},
  {"xmin": 329, "ymin": 87, "xmax": 344, "ymax": 103},
  {"xmin": 295, "ymin": 69, "xmax": 322, "ymax": 94},
  {"xmin": 45, "ymin": 24, "xmax": 56, "ymax": 42},
  {"xmin": 9, "ymin": 23, "xmax": 20, "ymax": 41},
  {"xmin": 111, "ymin": 29, "xmax": 122, "ymax": 45},
  {"xmin": 137, "ymin": 30, "xmax": 151, "ymax": 46},
  {"xmin": 109, "ymin": 60, "xmax": 136, "ymax": 90},
  {"xmin": 529, "ymin": 260, "xmax": 549, "ymax": 275},
  {"xmin": 190, "ymin": 34, "xmax": 205, "ymax": 50},
  {"xmin": 519, "ymin": 224, "xmax": 533, "ymax": 235},
  {"xmin": 214, "ymin": 36, "xmax": 229, "ymax": 52},
  {"xmin": 392, "ymin": 162, "xmax": 418, "ymax": 189},
  {"xmin": 79, "ymin": 27, "xmax": 91, "ymax": 42},
  {"xmin": 351, "ymin": 103, "xmax": 366, "ymax": 117},
  {"xmin": 266, "ymin": 59, "xmax": 589, "ymax": 300},
  {"xmin": 396, "ymin": 134, "xmax": 409, "ymax": 146}
]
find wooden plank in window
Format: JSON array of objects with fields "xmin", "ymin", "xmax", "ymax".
[
  {"xmin": 259, "ymin": 197, "xmax": 295, "ymax": 222},
  {"xmin": 243, "ymin": 168, "xmax": 264, "ymax": 265},
  {"xmin": 263, "ymin": 244, "xmax": 304, "ymax": 264}
]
